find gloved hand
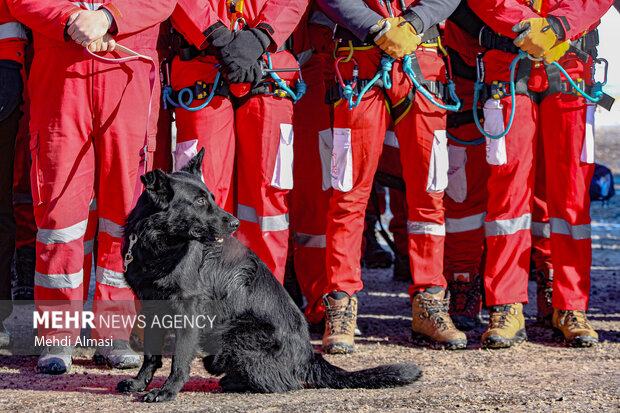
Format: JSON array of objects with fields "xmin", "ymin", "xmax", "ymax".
[
  {"xmin": 0, "ymin": 60, "xmax": 23, "ymax": 122},
  {"xmin": 512, "ymin": 17, "xmax": 564, "ymax": 59},
  {"xmin": 542, "ymin": 40, "xmax": 570, "ymax": 64},
  {"xmin": 369, "ymin": 16, "xmax": 421, "ymax": 59},
  {"xmin": 217, "ymin": 28, "xmax": 272, "ymax": 84}
]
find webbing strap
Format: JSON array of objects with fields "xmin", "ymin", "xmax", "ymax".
[{"xmin": 85, "ymin": 44, "xmax": 156, "ymax": 210}]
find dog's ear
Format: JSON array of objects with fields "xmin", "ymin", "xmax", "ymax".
[
  {"xmin": 140, "ymin": 169, "xmax": 172, "ymax": 209},
  {"xmin": 181, "ymin": 148, "xmax": 205, "ymax": 177}
]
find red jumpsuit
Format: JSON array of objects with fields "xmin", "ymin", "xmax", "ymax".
[
  {"xmin": 170, "ymin": 0, "xmax": 309, "ymax": 283},
  {"xmin": 0, "ymin": 0, "xmax": 27, "ymax": 322},
  {"xmin": 318, "ymin": 0, "xmax": 457, "ymax": 298},
  {"xmin": 287, "ymin": 6, "xmax": 334, "ymax": 323},
  {"xmin": 8, "ymin": 0, "xmax": 177, "ymax": 340},
  {"xmin": 469, "ymin": 0, "xmax": 613, "ymax": 310}
]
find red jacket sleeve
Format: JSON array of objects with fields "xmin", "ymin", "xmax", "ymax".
[
  {"xmin": 170, "ymin": 0, "xmax": 223, "ymax": 48},
  {"xmin": 6, "ymin": 0, "xmax": 81, "ymax": 42},
  {"xmin": 547, "ymin": 0, "xmax": 613, "ymax": 40},
  {"xmin": 468, "ymin": 0, "xmax": 540, "ymax": 38},
  {"xmin": 254, "ymin": 0, "xmax": 310, "ymax": 51},
  {"xmin": 102, "ymin": 1, "xmax": 178, "ymax": 37}
]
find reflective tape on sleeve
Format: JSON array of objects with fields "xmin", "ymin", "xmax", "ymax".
[
  {"xmin": 237, "ymin": 204, "xmax": 289, "ymax": 232},
  {"xmin": 550, "ymin": 218, "xmax": 591, "ymax": 240},
  {"xmin": 37, "ymin": 220, "xmax": 88, "ymax": 245},
  {"xmin": 445, "ymin": 212, "xmax": 486, "ymax": 234},
  {"xmin": 485, "ymin": 213, "xmax": 532, "ymax": 237},
  {"xmin": 407, "ymin": 221, "xmax": 446, "ymax": 236},
  {"xmin": 35, "ymin": 270, "xmax": 83, "ymax": 289}
]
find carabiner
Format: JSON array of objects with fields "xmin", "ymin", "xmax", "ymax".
[{"xmin": 335, "ymin": 55, "xmax": 360, "ymax": 91}]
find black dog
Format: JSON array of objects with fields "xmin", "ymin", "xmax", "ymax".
[{"xmin": 116, "ymin": 149, "xmax": 421, "ymax": 402}]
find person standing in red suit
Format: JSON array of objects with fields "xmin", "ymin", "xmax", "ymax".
[
  {"xmin": 8, "ymin": 0, "xmax": 177, "ymax": 373},
  {"xmin": 169, "ymin": 0, "xmax": 310, "ymax": 283},
  {"xmin": 466, "ymin": 0, "xmax": 613, "ymax": 348}
]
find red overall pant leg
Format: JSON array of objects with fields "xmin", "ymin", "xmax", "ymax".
[
  {"xmin": 444, "ymin": 76, "xmax": 489, "ymax": 284},
  {"xmin": 326, "ymin": 83, "xmax": 390, "ymax": 296},
  {"xmin": 540, "ymin": 56, "xmax": 594, "ymax": 311},
  {"xmin": 235, "ymin": 93, "xmax": 294, "ymax": 284},
  {"xmin": 392, "ymin": 49, "xmax": 448, "ymax": 295},
  {"xmin": 532, "ymin": 131, "xmax": 551, "ymax": 273},
  {"xmin": 378, "ymin": 130, "xmax": 408, "ymax": 256},
  {"xmin": 482, "ymin": 51, "xmax": 538, "ymax": 306},
  {"xmin": 171, "ymin": 56, "xmax": 235, "ymax": 212},
  {"xmin": 31, "ymin": 46, "xmax": 151, "ymax": 340},
  {"xmin": 13, "ymin": 87, "xmax": 36, "ymax": 251},
  {"xmin": 290, "ymin": 52, "xmax": 332, "ymax": 323}
]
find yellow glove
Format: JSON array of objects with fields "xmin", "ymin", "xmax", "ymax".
[
  {"xmin": 542, "ymin": 40, "xmax": 570, "ymax": 64},
  {"xmin": 369, "ymin": 16, "xmax": 422, "ymax": 59},
  {"xmin": 512, "ymin": 17, "xmax": 559, "ymax": 58}
]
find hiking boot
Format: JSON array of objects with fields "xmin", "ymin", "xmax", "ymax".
[
  {"xmin": 37, "ymin": 345, "xmax": 74, "ymax": 374},
  {"xmin": 411, "ymin": 288, "xmax": 467, "ymax": 350},
  {"xmin": 482, "ymin": 303, "xmax": 526, "ymax": 349},
  {"xmin": 393, "ymin": 254, "xmax": 412, "ymax": 282},
  {"xmin": 93, "ymin": 339, "xmax": 141, "ymax": 369},
  {"xmin": 322, "ymin": 291, "xmax": 358, "ymax": 354},
  {"xmin": 535, "ymin": 268, "xmax": 554, "ymax": 327},
  {"xmin": 552, "ymin": 309, "xmax": 599, "ymax": 347},
  {"xmin": 448, "ymin": 273, "xmax": 483, "ymax": 331},
  {"xmin": 0, "ymin": 321, "xmax": 10, "ymax": 349},
  {"xmin": 362, "ymin": 215, "xmax": 393, "ymax": 269},
  {"xmin": 11, "ymin": 246, "xmax": 35, "ymax": 302}
]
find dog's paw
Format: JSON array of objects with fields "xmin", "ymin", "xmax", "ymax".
[
  {"xmin": 116, "ymin": 378, "xmax": 147, "ymax": 393},
  {"xmin": 142, "ymin": 388, "xmax": 177, "ymax": 403}
]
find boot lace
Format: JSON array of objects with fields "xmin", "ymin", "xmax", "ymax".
[
  {"xmin": 325, "ymin": 299, "xmax": 356, "ymax": 335},
  {"xmin": 449, "ymin": 277, "xmax": 481, "ymax": 318},
  {"xmin": 488, "ymin": 305, "xmax": 513, "ymax": 329},
  {"xmin": 562, "ymin": 310, "xmax": 592, "ymax": 330},
  {"xmin": 424, "ymin": 295, "xmax": 456, "ymax": 332}
]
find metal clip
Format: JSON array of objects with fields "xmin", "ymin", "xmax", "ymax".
[{"xmin": 124, "ymin": 233, "xmax": 138, "ymax": 272}]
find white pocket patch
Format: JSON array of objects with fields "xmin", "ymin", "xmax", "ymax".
[
  {"xmin": 483, "ymin": 99, "xmax": 507, "ymax": 166},
  {"xmin": 427, "ymin": 130, "xmax": 449, "ymax": 193},
  {"xmin": 174, "ymin": 139, "xmax": 198, "ymax": 172},
  {"xmin": 446, "ymin": 144, "xmax": 468, "ymax": 203},
  {"xmin": 318, "ymin": 129, "xmax": 334, "ymax": 191},
  {"xmin": 580, "ymin": 101, "xmax": 595, "ymax": 164},
  {"xmin": 271, "ymin": 124, "xmax": 295, "ymax": 190},
  {"xmin": 331, "ymin": 127, "xmax": 353, "ymax": 192}
]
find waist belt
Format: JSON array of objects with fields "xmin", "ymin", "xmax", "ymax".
[
  {"xmin": 447, "ymin": 109, "xmax": 484, "ymax": 129},
  {"xmin": 165, "ymin": 77, "xmax": 230, "ymax": 109},
  {"xmin": 479, "ymin": 27, "xmax": 520, "ymax": 54},
  {"xmin": 233, "ymin": 80, "xmax": 298, "ymax": 108},
  {"xmin": 334, "ymin": 24, "xmax": 440, "ymax": 47}
]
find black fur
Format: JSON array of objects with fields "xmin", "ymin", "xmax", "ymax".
[{"xmin": 116, "ymin": 149, "xmax": 421, "ymax": 402}]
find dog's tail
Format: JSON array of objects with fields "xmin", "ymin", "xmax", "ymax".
[{"xmin": 306, "ymin": 353, "xmax": 421, "ymax": 389}]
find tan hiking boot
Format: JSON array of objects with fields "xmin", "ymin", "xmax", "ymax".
[
  {"xmin": 535, "ymin": 268, "xmax": 554, "ymax": 327},
  {"xmin": 322, "ymin": 291, "xmax": 358, "ymax": 354},
  {"xmin": 482, "ymin": 303, "xmax": 527, "ymax": 349},
  {"xmin": 552, "ymin": 309, "xmax": 599, "ymax": 347},
  {"xmin": 411, "ymin": 288, "xmax": 467, "ymax": 350}
]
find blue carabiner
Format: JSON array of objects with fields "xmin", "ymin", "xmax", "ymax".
[
  {"xmin": 402, "ymin": 55, "xmax": 462, "ymax": 112},
  {"xmin": 472, "ymin": 50, "xmax": 526, "ymax": 140}
]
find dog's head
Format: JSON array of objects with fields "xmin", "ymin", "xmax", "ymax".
[{"xmin": 139, "ymin": 148, "xmax": 240, "ymax": 244}]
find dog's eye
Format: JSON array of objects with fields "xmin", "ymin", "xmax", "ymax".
[{"xmin": 196, "ymin": 197, "xmax": 207, "ymax": 206}]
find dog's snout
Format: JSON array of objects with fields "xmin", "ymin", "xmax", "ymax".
[{"xmin": 229, "ymin": 218, "xmax": 240, "ymax": 231}]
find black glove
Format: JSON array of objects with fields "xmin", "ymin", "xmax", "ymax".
[
  {"xmin": 0, "ymin": 60, "xmax": 23, "ymax": 123},
  {"xmin": 218, "ymin": 28, "xmax": 272, "ymax": 84}
]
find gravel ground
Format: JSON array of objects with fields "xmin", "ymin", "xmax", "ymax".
[{"xmin": 1, "ymin": 142, "xmax": 619, "ymax": 412}]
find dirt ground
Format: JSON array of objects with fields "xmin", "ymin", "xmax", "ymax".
[{"xmin": 1, "ymin": 141, "xmax": 619, "ymax": 412}]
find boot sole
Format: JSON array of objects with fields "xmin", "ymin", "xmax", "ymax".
[
  {"xmin": 323, "ymin": 343, "xmax": 354, "ymax": 354},
  {"xmin": 482, "ymin": 328, "xmax": 527, "ymax": 349},
  {"xmin": 36, "ymin": 360, "xmax": 72, "ymax": 375},
  {"xmin": 552, "ymin": 328, "xmax": 599, "ymax": 347},
  {"xmin": 411, "ymin": 331, "xmax": 467, "ymax": 350}
]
